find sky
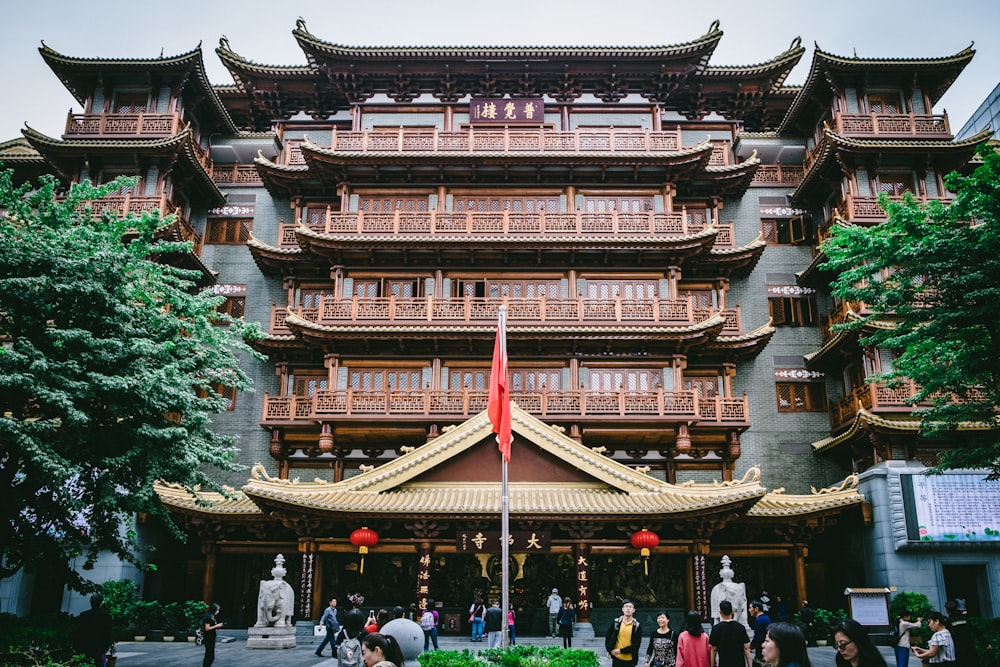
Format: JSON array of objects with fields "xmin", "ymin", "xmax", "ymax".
[{"xmin": 2, "ymin": 0, "xmax": 999, "ymax": 141}]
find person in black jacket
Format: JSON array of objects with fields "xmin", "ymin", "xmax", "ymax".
[
  {"xmin": 605, "ymin": 599, "xmax": 643, "ymax": 667},
  {"xmin": 74, "ymin": 593, "xmax": 112, "ymax": 667}
]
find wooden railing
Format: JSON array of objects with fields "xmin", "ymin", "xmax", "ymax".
[
  {"xmin": 834, "ymin": 112, "xmax": 951, "ymax": 138},
  {"xmin": 211, "ymin": 164, "xmax": 263, "ymax": 185},
  {"xmin": 64, "ymin": 112, "xmax": 183, "ymax": 137},
  {"xmin": 820, "ymin": 300, "xmax": 863, "ymax": 343},
  {"xmin": 751, "ymin": 164, "xmax": 805, "ymax": 186},
  {"xmin": 284, "ymin": 127, "xmax": 691, "ymax": 164},
  {"xmin": 268, "ymin": 297, "xmax": 741, "ymax": 333},
  {"xmin": 829, "ymin": 380, "xmax": 928, "ymax": 432},
  {"xmin": 279, "ymin": 210, "xmax": 734, "ymax": 246},
  {"xmin": 89, "ymin": 193, "xmax": 178, "ymax": 217},
  {"xmin": 261, "ymin": 388, "xmax": 749, "ymax": 423}
]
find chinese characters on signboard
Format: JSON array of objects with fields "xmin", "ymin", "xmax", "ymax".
[
  {"xmin": 469, "ymin": 98, "xmax": 545, "ymax": 125},
  {"xmin": 455, "ymin": 530, "xmax": 551, "ymax": 552},
  {"xmin": 902, "ymin": 473, "xmax": 1000, "ymax": 542}
]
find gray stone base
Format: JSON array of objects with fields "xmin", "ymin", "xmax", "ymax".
[
  {"xmin": 246, "ymin": 625, "xmax": 296, "ymax": 649},
  {"xmin": 573, "ymin": 622, "xmax": 595, "ymax": 638}
]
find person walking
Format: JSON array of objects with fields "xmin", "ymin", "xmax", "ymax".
[
  {"xmin": 710, "ymin": 600, "xmax": 751, "ymax": 667},
  {"xmin": 201, "ymin": 603, "xmax": 223, "ymax": 667},
  {"xmin": 73, "ymin": 593, "xmax": 112, "ymax": 667},
  {"xmin": 558, "ymin": 597, "xmax": 576, "ymax": 649},
  {"xmin": 644, "ymin": 611, "xmax": 677, "ymax": 667},
  {"xmin": 316, "ymin": 596, "xmax": 341, "ymax": 657},
  {"xmin": 468, "ymin": 595, "xmax": 486, "ymax": 642},
  {"xmin": 419, "ymin": 600, "xmax": 439, "ymax": 651},
  {"xmin": 749, "ymin": 599, "xmax": 771, "ymax": 664},
  {"xmin": 546, "ymin": 588, "xmax": 563, "ymax": 637},
  {"xmin": 606, "ymin": 599, "xmax": 643, "ymax": 667},
  {"xmin": 676, "ymin": 610, "xmax": 710, "ymax": 667},
  {"xmin": 893, "ymin": 611, "xmax": 921, "ymax": 667},
  {"xmin": 485, "ymin": 600, "xmax": 504, "ymax": 649},
  {"xmin": 507, "ymin": 607, "xmax": 517, "ymax": 646}
]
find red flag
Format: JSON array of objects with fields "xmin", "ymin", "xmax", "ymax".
[{"xmin": 488, "ymin": 306, "xmax": 511, "ymax": 462}]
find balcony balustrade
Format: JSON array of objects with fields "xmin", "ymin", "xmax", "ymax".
[
  {"xmin": 64, "ymin": 112, "xmax": 183, "ymax": 138},
  {"xmin": 829, "ymin": 379, "xmax": 929, "ymax": 432},
  {"xmin": 277, "ymin": 210, "xmax": 733, "ymax": 246},
  {"xmin": 751, "ymin": 164, "xmax": 804, "ymax": 186},
  {"xmin": 211, "ymin": 164, "xmax": 263, "ymax": 185},
  {"xmin": 261, "ymin": 387, "xmax": 748, "ymax": 424},
  {"xmin": 833, "ymin": 112, "xmax": 951, "ymax": 138},
  {"xmin": 283, "ymin": 127, "xmax": 688, "ymax": 164},
  {"xmin": 267, "ymin": 296, "xmax": 741, "ymax": 334}
]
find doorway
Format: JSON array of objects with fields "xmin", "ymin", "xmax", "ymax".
[{"xmin": 942, "ymin": 563, "xmax": 991, "ymax": 617}]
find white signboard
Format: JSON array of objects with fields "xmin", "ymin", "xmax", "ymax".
[
  {"xmin": 904, "ymin": 473, "xmax": 1000, "ymax": 542},
  {"xmin": 847, "ymin": 593, "xmax": 889, "ymax": 626}
]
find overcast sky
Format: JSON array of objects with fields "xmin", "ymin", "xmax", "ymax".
[{"xmin": 2, "ymin": 0, "xmax": 998, "ymax": 141}]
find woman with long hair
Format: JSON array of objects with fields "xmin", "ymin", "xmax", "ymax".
[
  {"xmin": 201, "ymin": 603, "xmax": 223, "ymax": 667},
  {"xmin": 762, "ymin": 621, "xmax": 813, "ymax": 667},
  {"xmin": 675, "ymin": 610, "xmax": 709, "ymax": 667},
  {"xmin": 911, "ymin": 612, "xmax": 955, "ymax": 665},
  {"xmin": 558, "ymin": 597, "xmax": 576, "ymax": 648},
  {"xmin": 362, "ymin": 631, "xmax": 405, "ymax": 667},
  {"xmin": 832, "ymin": 618, "xmax": 888, "ymax": 667}
]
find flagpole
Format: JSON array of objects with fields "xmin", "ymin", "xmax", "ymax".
[{"xmin": 498, "ymin": 305, "xmax": 510, "ymax": 650}]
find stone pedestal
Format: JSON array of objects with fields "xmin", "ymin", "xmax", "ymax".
[
  {"xmin": 246, "ymin": 625, "xmax": 296, "ymax": 649},
  {"xmin": 381, "ymin": 618, "xmax": 423, "ymax": 667}
]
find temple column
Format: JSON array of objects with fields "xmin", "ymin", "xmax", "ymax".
[
  {"xmin": 793, "ymin": 544, "xmax": 809, "ymax": 608},
  {"xmin": 202, "ymin": 541, "xmax": 216, "ymax": 604},
  {"xmin": 416, "ymin": 542, "xmax": 433, "ymax": 613},
  {"xmin": 575, "ymin": 543, "xmax": 591, "ymax": 624},
  {"xmin": 692, "ymin": 542, "xmax": 710, "ymax": 620}
]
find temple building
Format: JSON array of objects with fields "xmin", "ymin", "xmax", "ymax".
[{"xmin": 3, "ymin": 20, "xmax": 997, "ymax": 628}]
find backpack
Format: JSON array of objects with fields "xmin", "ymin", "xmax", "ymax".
[
  {"xmin": 420, "ymin": 610, "xmax": 436, "ymax": 630},
  {"xmin": 337, "ymin": 630, "xmax": 362, "ymax": 667},
  {"xmin": 194, "ymin": 627, "xmax": 205, "ymax": 646},
  {"xmin": 887, "ymin": 623, "xmax": 900, "ymax": 646}
]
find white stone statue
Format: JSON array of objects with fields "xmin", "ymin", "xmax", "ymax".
[
  {"xmin": 255, "ymin": 554, "xmax": 296, "ymax": 628},
  {"xmin": 710, "ymin": 555, "xmax": 749, "ymax": 629}
]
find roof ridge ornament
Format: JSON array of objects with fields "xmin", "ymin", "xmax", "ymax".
[{"xmin": 811, "ymin": 474, "xmax": 859, "ymax": 494}]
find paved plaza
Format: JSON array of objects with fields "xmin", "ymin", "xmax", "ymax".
[{"xmin": 109, "ymin": 631, "xmax": 897, "ymax": 667}]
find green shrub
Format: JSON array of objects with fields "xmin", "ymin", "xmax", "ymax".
[
  {"xmin": 971, "ymin": 617, "xmax": 1000, "ymax": 665},
  {"xmin": 100, "ymin": 579, "xmax": 138, "ymax": 638},
  {"xmin": 133, "ymin": 600, "xmax": 163, "ymax": 634},
  {"xmin": 420, "ymin": 645, "xmax": 599, "ymax": 667},
  {"xmin": 184, "ymin": 600, "xmax": 207, "ymax": 633},
  {"xmin": 889, "ymin": 591, "xmax": 933, "ymax": 622},
  {"xmin": 417, "ymin": 648, "xmax": 481, "ymax": 667}
]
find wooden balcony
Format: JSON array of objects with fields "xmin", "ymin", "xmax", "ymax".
[
  {"xmin": 750, "ymin": 164, "xmax": 804, "ymax": 186},
  {"xmin": 829, "ymin": 380, "xmax": 928, "ymax": 432},
  {"xmin": 64, "ymin": 112, "xmax": 183, "ymax": 138},
  {"xmin": 267, "ymin": 297, "xmax": 742, "ymax": 334},
  {"xmin": 211, "ymin": 164, "xmax": 263, "ymax": 185},
  {"xmin": 261, "ymin": 388, "xmax": 749, "ymax": 425},
  {"xmin": 89, "ymin": 193, "xmax": 178, "ymax": 217},
  {"xmin": 278, "ymin": 210, "xmax": 733, "ymax": 246},
  {"xmin": 819, "ymin": 300, "xmax": 864, "ymax": 343},
  {"xmin": 284, "ymin": 127, "xmax": 686, "ymax": 164},
  {"xmin": 833, "ymin": 112, "xmax": 952, "ymax": 139}
]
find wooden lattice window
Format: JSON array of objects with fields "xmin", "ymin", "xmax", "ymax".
[
  {"xmin": 215, "ymin": 296, "xmax": 245, "ymax": 320},
  {"xmin": 683, "ymin": 374, "xmax": 720, "ymax": 398},
  {"xmin": 776, "ymin": 382, "xmax": 827, "ymax": 412},
  {"xmin": 678, "ymin": 287, "xmax": 716, "ymax": 309},
  {"xmin": 206, "ymin": 219, "xmax": 251, "ymax": 244},
  {"xmin": 359, "ymin": 196, "xmax": 429, "ymax": 213},
  {"xmin": 586, "ymin": 280, "xmax": 657, "ymax": 299},
  {"xmin": 112, "ymin": 91, "xmax": 148, "ymax": 114},
  {"xmin": 348, "ymin": 368, "xmax": 423, "ymax": 391},
  {"xmin": 349, "ymin": 279, "xmax": 422, "ymax": 298},
  {"xmin": 299, "ymin": 289, "xmax": 333, "ymax": 309},
  {"xmin": 590, "ymin": 369, "xmax": 661, "ymax": 391},
  {"xmin": 769, "ymin": 296, "xmax": 818, "ymax": 326},
  {"xmin": 762, "ymin": 218, "xmax": 811, "ymax": 245},
  {"xmin": 877, "ymin": 171, "xmax": 916, "ymax": 197},
  {"xmin": 301, "ymin": 202, "xmax": 337, "ymax": 227},
  {"xmin": 210, "ymin": 382, "xmax": 237, "ymax": 411},
  {"xmin": 868, "ymin": 92, "xmax": 902, "ymax": 115},
  {"xmin": 581, "ymin": 196, "xmax": 653, "ymax": 213},
  {"xmin": 449, "ymin": 368, "xmax": 488, "ymax": 391},
  {"xmin": 453, "ymin": 196, "xmax": 559, "ymax": 213},
  {"xmin": 292, "ymin": 373, "xmax": 328, "ymax": 396},
  {"xmin": 454, "ymin": 279, "xmax": 559, "ymax": 299},
  {"xmin": 510, "ymin": 369, "xmax": 562, "ymax": 391}
]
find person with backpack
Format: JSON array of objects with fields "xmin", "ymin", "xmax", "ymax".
[
  {"xmin": 893, "ymin": 611, "xmax": 921, "ymax": 667},
  {"xmin": 336, "ymin": 608, "xmax": 368, "ymax": 667},
  {"xmin": 469, "ymin": 594, "xmax": 486, "ymax": 642},
  {"xmin": 420, "ymin": 599, "xmax": 439, "ymax": 651},
  {"xmin": 606, "ymin": 599, "xmax": 643, "ymax": 667}
]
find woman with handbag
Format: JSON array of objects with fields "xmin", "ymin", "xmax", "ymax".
[
  {"xmin": 468, "ymin": 595, "xmax": 486, "ymax": 642},
  {"xmin": 644, "ymin": 611, "xmax": 677, "ymax": 667}
]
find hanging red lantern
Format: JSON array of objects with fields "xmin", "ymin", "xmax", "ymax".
[
  {"xmin": 350, "ymin": 526, "xmax": 379, "ymax": 574},
  {"xmin": 630, "ymin": 529, "xmax": 660, "ymax": 576}
]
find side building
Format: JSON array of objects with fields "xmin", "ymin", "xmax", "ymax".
[{"xmin": 2, "ymin": 21, "xmax": 996, "ymax": 627}]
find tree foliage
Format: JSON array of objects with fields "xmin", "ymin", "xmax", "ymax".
[
  {"xmin": 0, "ymin": 170, "xmax": 263, "ymax": 590},
  {"xmin": 821, "ymin": 144, "xmax": 1000, "ymax": 479}
]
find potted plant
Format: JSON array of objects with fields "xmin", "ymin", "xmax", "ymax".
[
  {"xmin": 812, "ymin": 607, "xmax": 848, "ymax": 645},
  {"xmin": 162, "ymin": 601, "xmax": 181, "ymax": 642},
  {"xmin": 133, "ymin": 600, "xmax": 162, "ymax": 641},
  {"xmin": 100, "ymin": 579, "xmax": 138, "ymax": 642},
  {"xmin": 184, "ymin": 600, "xmax": 207, "ymax": 642}
]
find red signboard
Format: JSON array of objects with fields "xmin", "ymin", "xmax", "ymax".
[{"xmin": 470, "ymin": 97, "xmax": 545, "ymax": 125}]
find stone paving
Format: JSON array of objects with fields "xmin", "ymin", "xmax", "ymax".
[{"xmin": 107, "ymin": 631, "xmax": 898, "ymax": 667}]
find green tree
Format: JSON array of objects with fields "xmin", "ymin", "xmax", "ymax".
[
  {"xmin": 821, "ymin": 145, "xmax": 1000, "ymax": 479},
  {"xmin": 0, "ymin": 171, "xmax": 263, "ymax": 591}
]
